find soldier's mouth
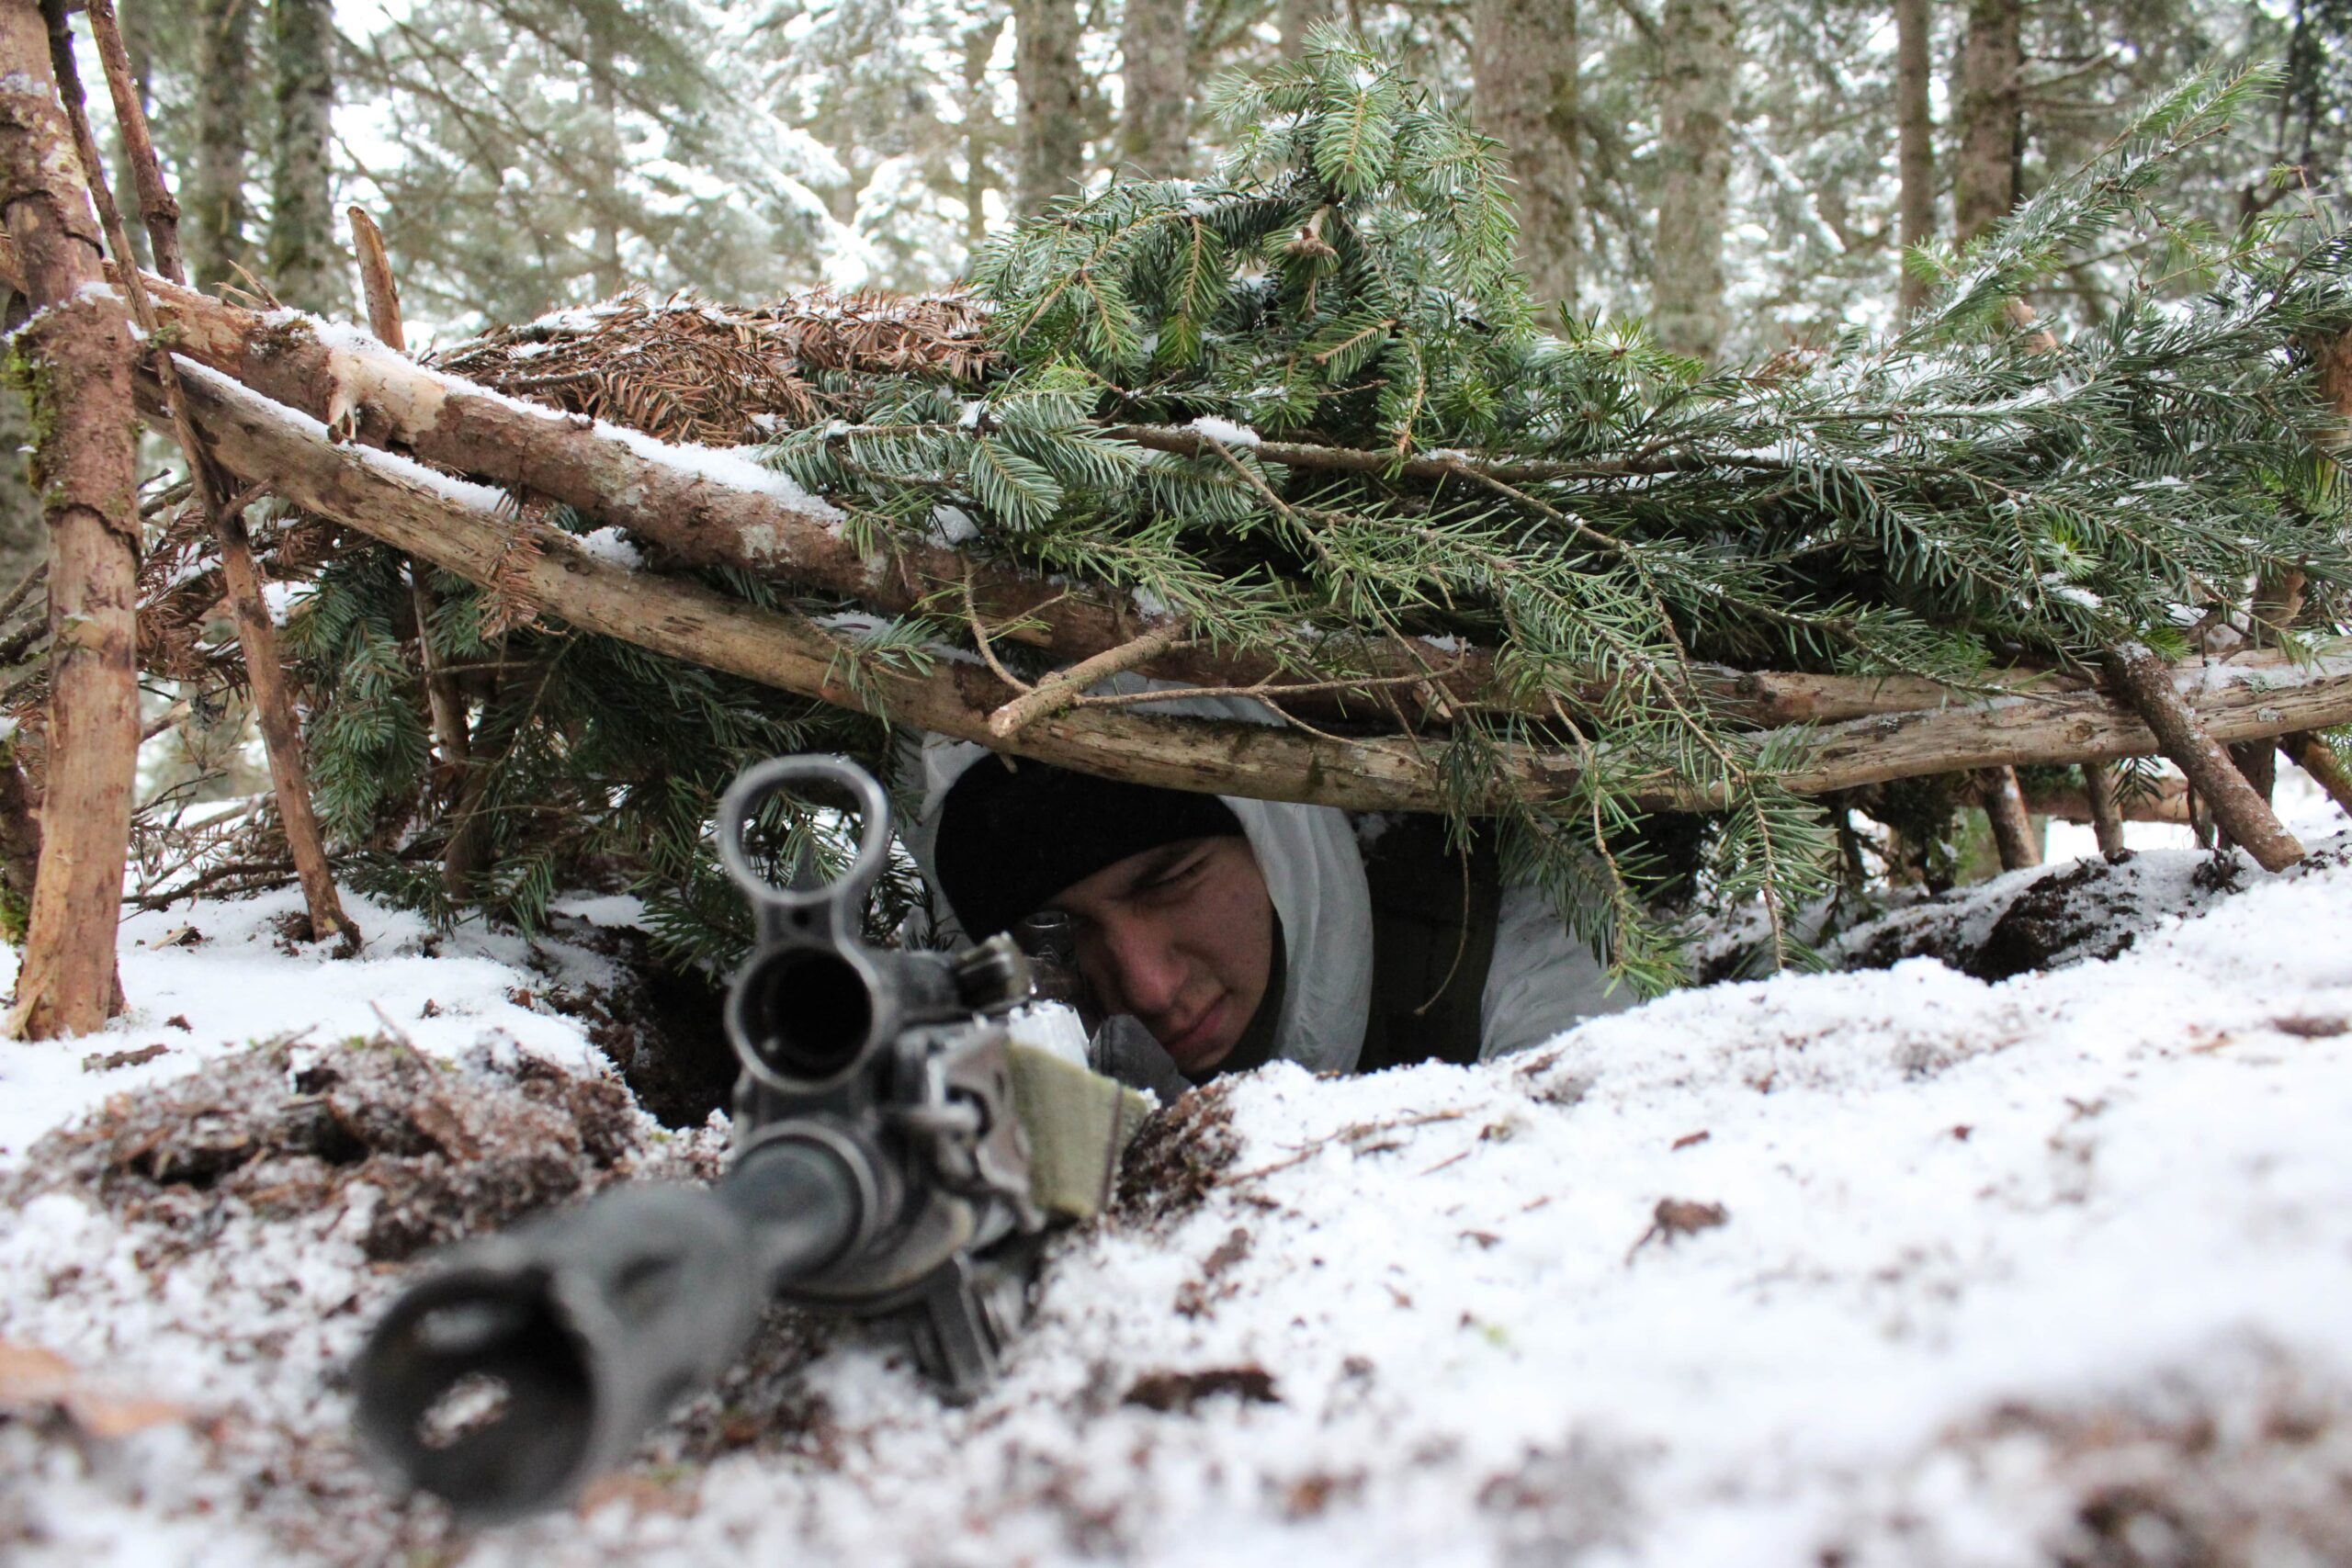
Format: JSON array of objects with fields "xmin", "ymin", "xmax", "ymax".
[{"xmin": 1159, "ymin": 995, "xmax": 1230, "ymax": 1070}]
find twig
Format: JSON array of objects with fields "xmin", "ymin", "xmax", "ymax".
[
  {"xmin": 350, "ymin": 202, "xmax": 474, "ymax": 793},
  {"xmin": 987, "ymin": 622, "xmax": 1189, "ymax": 738},
  {"xmin": 960, "ymin": 566, "xmax": 1034, "ymax": 695},
  {"xmin": 74, "ymin": 0, "xmax": 356, "ymax": 950},
  {"xmin": 2105, "ymin": 643, "xmax": 2302, "ymax": 872},
  {"xmin": 0, "ymin": 558, "xmax": 45, "ymax": 627}
]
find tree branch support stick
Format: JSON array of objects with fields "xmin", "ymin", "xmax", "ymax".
[
  {"xmin": 0, "ymin": 1, "xmax": 141, "ymax": 1035},
  {"xmin": 349, "ymin": 205, "xmax": 470, "ymax": 771},
  {"xmin": 74, "ymin": 0, "xmax": 353, "ymax": 947},
  {"xmin": 2080, "ymin": 761, "xmax": 2129, "ymax": 859},
  {"xmin": 2105, "ymin": 643, "xmax": 2303, "ymax": 871},
  {"xmin": 1978, "ymin": 764, "xmax": 2041, "ymax": 870},
  {"xmin": 988, "ymin": 622, "xmax": 1188, "ymax": 738},
  {"xmin": 2280, "ymin": 732, "xmax": 2352, "ymax": 819},
  {"xmin": 81, "ymin": 0, "xmax": 182, "ymax": 282}
]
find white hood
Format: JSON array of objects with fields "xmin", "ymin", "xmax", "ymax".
[{"xmin": 899, "ymin": 679, "xmax": 1374, "ymax": 1074}]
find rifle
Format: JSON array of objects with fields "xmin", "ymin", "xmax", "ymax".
[{"xmin": 353, "ymin": 755, "xmax": 1082, "ymax": 1521}]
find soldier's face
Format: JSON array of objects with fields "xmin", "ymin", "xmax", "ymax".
[{"xmin": 1046, "ymin": 835, "xmax": 1274, "ymax": 1076}]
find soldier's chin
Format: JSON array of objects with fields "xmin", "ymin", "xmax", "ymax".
[{"xmin": 1158, "ymin": 997, "xmax": 1233, "ymax": 1074}]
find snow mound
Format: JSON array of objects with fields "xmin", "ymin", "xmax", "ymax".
[{"xmin": 3, "ymin": 835, "xmax": 2350, "ymax": 1564}]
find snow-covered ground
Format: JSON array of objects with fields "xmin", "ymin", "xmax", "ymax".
[{"xmin": 3, "ymin": 806, "xmax": 2349, "ymax": 1565}]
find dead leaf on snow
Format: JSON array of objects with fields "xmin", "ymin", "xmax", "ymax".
[
  {"xmin": 0, "ymin": 1338, "xmax": 187, "ymax": 1438},
  {"xmin": 1626, "ymin": 1198, "xmax": 1730, "ymax": 1264}
]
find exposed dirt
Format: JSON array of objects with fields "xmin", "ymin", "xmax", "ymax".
[
  {"xmin": 1114, "ymin": 1080, "xmax": 1241, "ymax": 1227},
  {"xmin": 540, "ymin": 923, "xmax": 740, "ymax": 1128},
  {"xmin": 5, "ymin": 1033, "xmax": 670, "ymax": 1263},
  {"xmin": 1835, "ymin": 852, "xmax": 2244, "ymax": 983}
]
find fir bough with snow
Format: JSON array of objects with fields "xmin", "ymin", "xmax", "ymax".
[{"xmin": 284, "ymin": 40, "xmax": 2350, "ymax": 987}]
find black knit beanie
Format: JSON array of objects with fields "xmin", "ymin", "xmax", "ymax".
[{"xmin": 933, "ymin": 756, "xmax": 1243, "ymax": 938}]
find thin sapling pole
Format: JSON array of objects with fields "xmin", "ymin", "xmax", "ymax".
[
  {"xmin": 347, "ymin": 203, "xmax": 481, "ymax": 897},
  {"xmin": 74, "ymin": 0, "xmax": 355, "ymax": 947},
  {"xmin": 348, "ymin": 205, "xmax": 471, "ymax": 770},
  {"xmin": 2080, "ymin": 761, "xmax": 2130, "ymax": 859},
  {"xmin": 2280, "ymin": 732, "xmax": 2352, "ymax": 819},
  {"xmin": 80, "ymin": 0, "xmax": 183, "ymax": 283}
]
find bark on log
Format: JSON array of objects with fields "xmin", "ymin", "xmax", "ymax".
[
  {"xmin": 159, "ymin": 357, "xmax": 2352, "ymax": 815},
  {"xmin": 0, "ymin": 255, "xmax": 2120, "ymax": 732},
  {"xmin": 2105, "ymin": 643, "xmax": 2304, "ymax": 871},
  {"xmin": 0, "ymin": 4, "xmax": 141, "ymax": 1036}
]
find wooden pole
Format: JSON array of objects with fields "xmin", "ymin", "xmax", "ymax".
[
  {"xmin": 347, "ymin": 203, "xmax": 480, "ymax": 896},
  {"xmin": 0, "ymin": 0, "xmax": 141, "ymax": 1036},
  {"xmin": 80, "ymin": 0, "xmax": 182, "ymax": 283},
  {"xmin": 1977, "ymin": 765, "xmax": 2042, "ymax": 870},
  {"xmin": 2079, "ymin": 761, "xmax": 2131, "ymax": 858},
  {"xmin": 2105, "ymin": 643, "xmax": 2303, "ymax": 872},
  {"xmin": 69, "ymin": 0, "xmax": 355, "ymax": 949}
]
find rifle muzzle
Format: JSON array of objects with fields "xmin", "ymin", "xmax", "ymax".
[{"xmin": 354, "ymin": 1139, "xmax": 864, "ymax": 1520}]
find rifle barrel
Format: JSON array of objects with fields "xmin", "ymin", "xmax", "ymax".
[{"xmin": 354, "ymin": 1137, "xmax": 864, "ymax": 1521}]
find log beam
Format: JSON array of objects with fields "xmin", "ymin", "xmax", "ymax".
[
  {"xmin": 161, "ymin": 357, "xmax": 2352, "ymax": 817},
  {"xmin": 0, "ymin": 247, "xmax": 2122, "ymax": 732}
]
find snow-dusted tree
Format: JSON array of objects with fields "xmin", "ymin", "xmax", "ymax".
[
  {"xmin": 188, "ymin": 0, "xmax": 255, "ymax": 290},
  {"xmin": 1894, "ymin": 0, "xmax": 1935, "ymax": 312},
  {"xmin": 1474, "ymin": 0, "xmax": 1579, "ymax": 321},
  {"xmin": 1120, "ymin": 0, "xmax": 1192, "ymax": 176},
  {"xmin": 1651, "ymin": 0, "xmax": 1736, "ymax": 360},
  {"xmin": 1953, "ymin": 0, "xmax": 2021, "ymax": 243},
  {"xmin": 344, "ymin": 0, "xmax": 860, "ymax": 330},
  {"xmin": 1015, "ymin": 0, "xmax": 1085, "ymax": 211},
  {"xmin": 268, "ymin": 0, "xmax": 343, "ymax": 314}
]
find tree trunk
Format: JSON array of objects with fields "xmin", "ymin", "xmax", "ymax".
[
  {"xmin": 268, "ymin": 0, "xmax": 343, "ymax": 314},
  {"xmin": 1953, "ymin": 0, "xmax": 2022, "ymax": 244},
  {"xmin": 188, "ymin": 0, "xmax": 254, "ymax": 290},
  {"xmin": 1280, "ymin": 0, "xmax": 1330, "ymax": 57},
  {"xmin": 961, "ymin": 17, "xmax": 1006, "ymax": 257},
  {"xmin": 1651, "ymin": 0, "xmax": 1736, "ymax": 362},
  {"xmin": 1014, "ymin": 0, "xmax": 1085, "ymax": 215},
  {"xmin": 1119, "ymin": 0, "xmax": 1190, "ymax": 178},
  {"xmin": 1894, "ymin": 0, "xmax": 1935, "ymax": 312},
  {"xmin": 585, "ymin": 8, "xmax": 625, "ymax": 300},
  {"xmin": 1475, "ymin": 0, "xmax": 1580, "ymax": 321},
  {"xmin": 0, "ymin": 1, "xmax": 141, "ymax": 1037}
]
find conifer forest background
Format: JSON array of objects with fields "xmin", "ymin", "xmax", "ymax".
[{"xmin": 12, "ymin": 0, "xmax": 2352, "ymax": 1003}]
